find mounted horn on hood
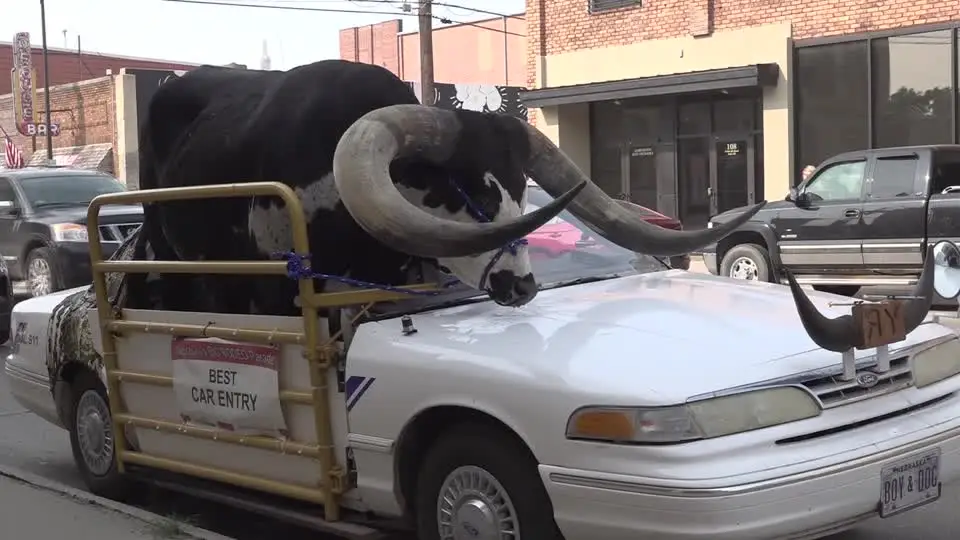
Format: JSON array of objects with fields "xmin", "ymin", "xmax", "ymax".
[
  {"xmin": 332, "ymin": 104, "xmax": 586, "ymax": 259},
  {"xmin": 786, "ymin": 246, "xmax": 935, "ymax": 352},
  {"xmin": 521, "ymin": 124, "xmax": 766, "ymax": 256}
]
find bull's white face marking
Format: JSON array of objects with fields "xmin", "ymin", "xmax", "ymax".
[
  {"xmin": 397, "ymin": 172, "xmax": 532, "ymax": 291},
  {"xmin": 248, "ymin": 171, "xmax": 340, "ymax": 255}
]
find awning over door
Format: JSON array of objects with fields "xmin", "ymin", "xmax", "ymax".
[
  {"xmin": 521, "ymin": 63, "xmax": 780, "ymax": 108},
  {"xmin": 27, "ymin": 143, "xmax": 114, "ymax": 173}
]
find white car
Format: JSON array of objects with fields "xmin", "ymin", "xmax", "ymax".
[{"xmin": 7, "ymin": 203, "xmax": 960, "ymax": 540}]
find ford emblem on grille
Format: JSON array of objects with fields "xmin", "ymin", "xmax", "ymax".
[{"xmin": 855, "ymin": 371, "xmax": 880, "ymax": 389}]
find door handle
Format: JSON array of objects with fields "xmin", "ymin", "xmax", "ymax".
[{"xmin": 844, "ymin": 209, "xmax": 861, "ymax": 218}]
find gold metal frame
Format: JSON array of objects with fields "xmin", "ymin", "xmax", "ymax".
[{"xmin": 86, "ymin": 182, "xmax": 440, "ymax": 521}]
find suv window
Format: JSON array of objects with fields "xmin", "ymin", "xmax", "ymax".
[
  {"xmin": 804, "ymin": 161, "xmax": 866, "ymax": 202},
  {"xmin": 870, "ymin": 156, "xmax": 917, "ymax": 199},
  {"xmin": 0, "ymin": 179, "xmax": 16, "ymax": 205},
  {"xmin": 931, "ymin": 150, "xmax": 960, "ymax": 194}
]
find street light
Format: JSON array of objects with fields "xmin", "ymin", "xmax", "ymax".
[{"xmin": 39, "ymin": 0, "xmax": 53, "ymax": 162}]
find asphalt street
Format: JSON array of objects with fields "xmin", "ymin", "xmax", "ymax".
[{"xmin": 2, "ymin": 283, "xmax": 960, "ymax": 538}]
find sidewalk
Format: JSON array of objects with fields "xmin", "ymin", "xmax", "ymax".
[{"xmin": 0, "ymin": 468, "xmax": 231, "ymax": 540}]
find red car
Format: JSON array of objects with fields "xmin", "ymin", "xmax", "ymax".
[{"xmin": 524, "ymin": 186, "xmax": 691, "ymax": 270}]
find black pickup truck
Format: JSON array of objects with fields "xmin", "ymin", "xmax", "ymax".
[{"xmin": 702, "ymin": 145, "xmax": 960, "ymax": 296}]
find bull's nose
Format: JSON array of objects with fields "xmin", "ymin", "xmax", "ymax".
[{"xmin": 487, "ymin": 271, "xmax": 538, "ymax": 307}]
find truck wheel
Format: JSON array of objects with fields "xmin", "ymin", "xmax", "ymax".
[
  {"xmin": 720, "ymin": 244, "xmax": 772, "ymax": 282},
  {"xmin": 415, "ymin": 423, "xmax": 562, "ymax": 540},
  {"xmin": 68, "ymin": 370, "xmax": 129, "ymax": 500},
  {"xmin": 26, "ymin": 247, "xmax": 63, "ymax": 297},
  {"xmin": 813, "ymin": 285, "xmax": 861, "ymax": 297}
]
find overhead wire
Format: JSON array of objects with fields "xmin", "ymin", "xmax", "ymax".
[{"xmin": 160, "ymin": 0, "xmax": 525, "ymax": 36}]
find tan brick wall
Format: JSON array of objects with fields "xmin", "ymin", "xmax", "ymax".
[
  {"xmin": 527, "ymin": 0, "xmax": 960, "ymax": 92},
  {"xmin": 0, "ymin": 75, "xmax": 116, "ymax": 168},
  {"xmin": 338, "ymin": 19, "xmax": 403, "ymax": 76},
  {"xmin": 525, "ymin": 0, "xmax": 958, "ymax": 126}
]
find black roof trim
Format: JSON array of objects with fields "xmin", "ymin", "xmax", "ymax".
[{"xmin": 520, "ymin": 63, "xmax": 780, "ymax": 108}]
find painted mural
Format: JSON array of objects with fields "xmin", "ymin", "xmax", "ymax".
[{"xmin": 128, "ymin": 67, "xmax": 529, "ymax": 133}]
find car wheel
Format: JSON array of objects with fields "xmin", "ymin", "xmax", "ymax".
[
  {"xmin": 813, "ymin": 285, "xmax": 861, "ymax": 297},
  {"xmin": 720, "ymin": 243, "xmax": 772, "ymax": 282},
  {"xmin": 68, "ymin": 370, "xmax": 129, "ymax": 500},
  {"xmin": 415, "ymin": 423, "xmax": 562, "ymax": 540},
  {"xmin": 26, "ymin": 247, "xmax": 62, "ymax": 297}
]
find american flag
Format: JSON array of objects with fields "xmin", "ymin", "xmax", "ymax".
[{"xmin": 3, "ymin": 136, "xmax": 25, "ymax": 169}]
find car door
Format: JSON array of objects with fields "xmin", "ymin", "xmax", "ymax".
[
  {"xmin": 772, "ymin": 158, "xmax": 867, "ymax": 271},
  {"xmin": 0, "ymin": 177, "xmax": 22, "ymax": 272},
  {"xmin": 860, "ymin": 151, "xmax": 925, "ymax": 272}
]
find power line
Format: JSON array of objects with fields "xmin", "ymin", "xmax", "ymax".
[
  {"xmin": 160, "ymin": 0, "xmax": 525, "ymax": 36},
  {"xmin": 246, "ymin": 0, "xmax": 523, "ymax": 20}
]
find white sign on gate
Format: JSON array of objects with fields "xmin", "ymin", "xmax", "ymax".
[{"xmin": 172, "ymin": 337, "xmax": 288, "ymax": 438}]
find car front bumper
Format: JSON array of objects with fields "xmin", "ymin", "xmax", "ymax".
[
  {"xmin": 541, "ymin": 406, "xmax": 960, "ymax": 539},
  {"xmin": 52, "ymin": 241, "xmax": 121, "ymax": 289},
  {"xmin": 701, "ymin": 245, "xmax": 719, "ymax": 275}
]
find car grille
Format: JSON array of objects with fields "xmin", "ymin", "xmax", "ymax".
[
  {"xmin": 98, "ymin": 223, "xmax": 142, "ymax": 242},
  {"xmin": 800, "ymin": 355, "xmax": 912, "ymax": 408}
]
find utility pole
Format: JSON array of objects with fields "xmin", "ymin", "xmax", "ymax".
[
  {"xmin": 39, "ymin": 0, "xmax": 54, "ymax": 161},
  {"xmin": 417, "ymin": 0, "xmax": 434, "ymax": 106}
]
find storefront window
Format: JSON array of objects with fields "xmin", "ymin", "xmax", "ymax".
[
  {"xmin": 872, "ymin": 30, "xmax": 953, "ymax": 148},
  {"xmin": 795, "ymin": 41, "xmax": 869, "ymax": 170}
]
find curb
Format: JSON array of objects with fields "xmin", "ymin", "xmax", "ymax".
[{"xmin": 0, "ymin": 463, "xmax": 235, "ymax": 540}]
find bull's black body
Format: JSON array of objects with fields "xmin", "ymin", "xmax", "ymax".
[{"xmin": 131, "ymin": 59, "xmax": 536, "ymax": 315}]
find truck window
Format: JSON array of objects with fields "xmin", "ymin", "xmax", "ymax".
[
  {"xmin": 804, "ymin": 161, "xmax": 865, "ymax": 202},
  {"xmin": 870, "ymin": 156, "xmax": 918, "ymax": 199},
  {"xmin": 930, "ymin": 151, "xmax": 960, "ymax": 194}
]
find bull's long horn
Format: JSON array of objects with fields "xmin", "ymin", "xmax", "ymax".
[
  {"xmin": 786, "ymin": 247, "xmax": 935, "ymax": 352},
  {"xmin": 522, "ymin": 123, "xmax": 764, "ymax": 256},
  {"xmin": 333, "ymin": 104, "xmax": 585, "ymax": 259}
]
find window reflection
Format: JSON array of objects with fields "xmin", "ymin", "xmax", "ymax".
[
  {"xmin": 795, "ymin": 41, "xmax": 869, "ymax": 168},
  {"xmin": 872, "ymin": 30, "xmax": 953, "ymax": 147}
]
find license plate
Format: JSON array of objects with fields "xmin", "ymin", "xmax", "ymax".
[{"xmin": 879, "ymin": 448, "xmax": 941, "ymax": 518}]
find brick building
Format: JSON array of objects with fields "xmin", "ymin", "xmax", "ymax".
[
  {"xmin": 1, "ymin": 41, "xmax": 200, "ymax": 184},
  {"xmin": 0, "ymin": 41, "xmax": 198, "ymax": 95},
  {"xmin": 522, "ymin": 0, "xmax": 960, "ymax": 228},
  {"xmin": 339, "ymin": 15, "xmax": 525, "ymax": 85}
]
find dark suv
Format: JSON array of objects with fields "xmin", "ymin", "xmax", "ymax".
[
  {"xmin": 702, "ymin": 145, "xmax": 960, "ymax": 296},
  {"xmin": 0, "ymin": 167, "xmax": 142, "ymax": 297}
]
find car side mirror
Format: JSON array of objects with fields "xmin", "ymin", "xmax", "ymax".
[{"xmin": 0, "ymin": 200, "xmax": 18, "ymax": 216}]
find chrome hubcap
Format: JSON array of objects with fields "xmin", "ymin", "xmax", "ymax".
[
  {"xmin": 729, "ymin": 256, "xmax": 759, "ymax": 281},
  {"xmin": 76, "ymin": 390, "xmax": 114, "ymax": 476},
  {"xmin": 28, "ymin": 257, "xmax": 51, "ymax": 296},
  {"xmin": 437, "ymin": 465, "xmax": 519, "ymax": 540}
]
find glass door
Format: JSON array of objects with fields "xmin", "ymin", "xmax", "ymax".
[
  {"xmin": 714, "ymin": 137, "xmax": 753, "ymax": 213},
  {"xmin": 677, "ymin": 137, "xmax": 711, "ymax": 228}
]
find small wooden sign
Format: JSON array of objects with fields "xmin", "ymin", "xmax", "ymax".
[{"xmin": 853, "ymin": 300, "xmax": 906, "ymax": 349}]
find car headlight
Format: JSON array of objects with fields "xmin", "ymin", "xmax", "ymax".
[
  {"xmin": 706, "ymin": 220, "xmax": 715, "ymax": 229},
  {"xmin": 51, "ymin": 223, "xmax": 88, "ymax": 242},
  {"xmin": 566, "ymin": 386, "xmax": 821, "ymax": 444},
  {"xmin": 912, "ymin": 338, "xmax": 960, "ymax": 388}
]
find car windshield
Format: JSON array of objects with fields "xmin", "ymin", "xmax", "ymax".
[
  {"xmin": 372, "ymin": 187, "xmax": 668, "ymax": 315},
  {"xmin": 19, "ymin": 174, "xmax": 126, "ymax": 208}
]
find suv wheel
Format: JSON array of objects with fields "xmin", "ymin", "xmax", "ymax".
[
  {"xmin": 26, "ymin": 247, "xmax": 62, "ymax": 297},
  {"xmin": 720, "ymin": 244, "xmax": 772, "ymax": 282}
]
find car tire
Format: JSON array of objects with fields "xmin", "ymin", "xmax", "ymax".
[
  {"xmin": 813, "ymin": 285, "xmax": 861, "ymax": 297},
  {"xmin": 68, "ymin": 370, "xmax": 130, "ymax": 501},
  {"xmin": 25, "ymin": 247, "xmax": 63, "ymax": 297},
  {"xmin": 415, "ymin": 423, "xmax": 562, "ymax": 540},
  {"xmin": 720, "ymin": 243, "xmax": 772, "ymax": 282}
]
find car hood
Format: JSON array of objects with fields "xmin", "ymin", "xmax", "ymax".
[
  {"xmin": 712, "ymin": 199, "xmax": 794, "ymax": 223},
  {"xmin": 32, "ymin": 204, "xmax": 143, "ymax": 225},
  {"xmin": 355, "ymin": 270, "xmax": 953, "ymax": 404}
]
